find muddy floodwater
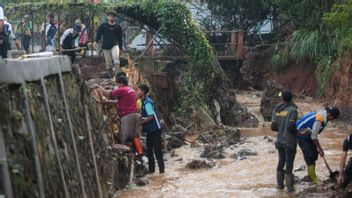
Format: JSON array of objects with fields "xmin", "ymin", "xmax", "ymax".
[{"xmin": 116, "ymin": 92, "xmax": 350, "ymax": 198}]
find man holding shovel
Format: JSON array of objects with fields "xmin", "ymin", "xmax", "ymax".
[
  {"xmin": 60, "ymin": 24, "xmax": 81, "ymax": 63},
  {"xmin": 296, "ymin": 106, "xmax": 340, "ymax": 184}
]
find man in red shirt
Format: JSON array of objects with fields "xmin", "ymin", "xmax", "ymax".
[{"xmin": 94, "ymin": 75, "xmax": 139, "ymax": 145}]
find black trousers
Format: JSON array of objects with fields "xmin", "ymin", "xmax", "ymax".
[
  {"xmin": 63, "ymin": 51, "xmax": 76, "ymax": 63},
  {"xmin": 276, "ymin": 142, "xmax": 296, "ymax": 174},
  {"xmin": 298, "ymin": 138, "xmax": 318, "ymax": 166},
  {"xmin": 22, "ymin": 35, "xmax": 31, "ymax": 53},
  {"xmin": 0, "ymin": 46, "xmax": 7, "ymax": 58},
  {"xmin": 342, "ymin": 157, "xmax": 352, "ymax": 189},
  {"xmin": 146, "ymin": 131, "xmax": 164, "ymax": 173}
]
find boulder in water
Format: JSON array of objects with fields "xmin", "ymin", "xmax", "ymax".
[
  {"xmin": 213, "ymin": 87, "xmax": 259, "ymax": 127},
  {"xmin": 260, "ymin": 80, "xmax": 286, "ymax": 121},
  {"xmin": 200, "ymin": 145, "xmax": 225, "ymax": 159},
  {"xmin": 186, "ymin": 160, "xmax": 214, "ymax": 169},
  {"xmin": 166, "ymin": 136, "xmax": 183, "ymax": 150},
  {"xmin": 134, "ymin": 159, "xmax": 148, "ymax": 178},
  {"xmin": 231, "ymin": 149, "xmax": 258, "ymax": 160},
  {"xmin": 170, "ymin": 131, "xmax": 185, "ymax": 142},
  {"xmin": 135, "ymin": 177, "xmax": 149, "ymax": 186}
]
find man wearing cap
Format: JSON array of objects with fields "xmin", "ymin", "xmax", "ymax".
[
  {"xmin": 296, "ymin": 106, "xmax": 340, "ymax": 184},
  {"xmin": 60, "ymin": 25, "xmax": 81, "ymax": 63},
  {"xmin": 93, "ymin": 11, "xmax": 123, "ymax": 77},
  {"xmin": 271, "ymin": 90, "xmax": 298, "ymax": 192}
]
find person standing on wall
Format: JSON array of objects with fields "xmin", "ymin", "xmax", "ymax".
[
  {"xmin": 41, "ymin": 13, "xmax": 57, "ymax": 52},
  {"xmin": 0, "ymin": 4, "xmax": 10, "ymax": 58},
  {"xmin": 75, "ymin": 19, "xmax": 88, "ymax": 57},
  {"xmin": 136, "ymin": 84, "xmax": 165, "ymax": 174},
  {"xmin": 17, "ymin": 15, "xmax": 32, "ymax": 54},
  {"xmin": 60, "ymin": 25, "xmax": 81, "ymax": 63},
  {"xmin": 93, "ymin": 11, "xmax": 123, "ymax": 77},
  {"xmin": 271, "ymin": 90, "xmax": 298, "ymax": 192}
]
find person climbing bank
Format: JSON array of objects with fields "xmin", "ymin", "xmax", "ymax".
[
  {"xmin": 94, "ymin": 75, "xmax": 139, "ymax": 145},
  {"xmin": 296, "ymin": 106, "xmax": 340, "ymax": 183},
  {"xmin": 271, "ymin": 90, "xmax": 298, "ymax": 192}
]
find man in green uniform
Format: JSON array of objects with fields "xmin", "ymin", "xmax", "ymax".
[{"xmin": 271, "ymin": 90, "xmax": 298, "ymax": 192}]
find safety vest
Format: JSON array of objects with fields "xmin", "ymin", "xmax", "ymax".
[
  {"xmin": 296, "ymin": 111, "xmax": 327, "ymax": 134},
  {"xmin": 141, "ymin": 96, "xmax": 161, "ymax": 133}
]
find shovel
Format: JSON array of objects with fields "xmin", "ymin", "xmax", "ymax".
[{"xmin": 322, "ymin": 155, "xmax": 339, "ymax": 180}]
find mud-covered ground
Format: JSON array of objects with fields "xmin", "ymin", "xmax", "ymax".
[{"xmin": 116, "ymin": 91, "xmax": 352, "ymax": 198}]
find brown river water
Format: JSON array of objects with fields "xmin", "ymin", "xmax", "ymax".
[{"xmin": 116, "ymin": 91, "xmax": 350, "ymax": 198}]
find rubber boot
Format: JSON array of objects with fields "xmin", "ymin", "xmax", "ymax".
[
  {"xmin": 285, "ymin": 174, "xmax": 294, "ymax": 192},
  {"xmin": 157, "ymin": 159, "xmax": 165, "ymax": 174},
  {"xmin": 133, "ymin": 137, "xmax": 143, "ymax": 156},
  {"xmin": 276, "ymin": 171, "xmax": 285, "ymax": 190},
  {"xmin": 307, "ymin": 165, "xmax": 318, "ymax": 184},
  {"xmin": 148, "ymin": 160, "xmax": 155, "ymax": 174}
]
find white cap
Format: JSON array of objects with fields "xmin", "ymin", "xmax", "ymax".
[{"xmin": 0, "ymin": 6, "xmax": 4, "ymax": 20}]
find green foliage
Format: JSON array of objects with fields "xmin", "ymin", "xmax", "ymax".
[
  {"xmin": 8, "ymin": 1, "xmax": 216, "ymax": 118},
  {"xmin": 324, "ymin": 0, "xmax": 352, "ymax": 30},
  {"xmin": 271, "ymin": 0, "xmax": 352, "ymax": 96},
  {"xmin": 271, "ymin": 29, "xmax": 342, "ymax": 96},
  {"xmin": 177, "ymin": 72, "xmax": 208, "ymax": 117},
  {"xmin": 272, "ymin": 0, "xmax": 338, "ymax": 30},
  {"xmin": 200, "ymin": 0, "xmax": 273, "ymax": 31},
  {"xmin": 323, "ymin": 0, "xmax": 352, "ymax": 50},
  {"xmin": 270, "ymin": 43, "xmax": 289, "ymax": 70}
]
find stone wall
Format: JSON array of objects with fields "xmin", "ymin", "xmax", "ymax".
[{"xmin": 0, "ymin": 56, "xmax": 131, "ymax": 198}]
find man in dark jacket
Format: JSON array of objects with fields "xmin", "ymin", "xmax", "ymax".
[
  {"xmin": 93, "ymin": 11, "xmax": 123, "ymax": 76},
  {"xmin": 271, "ymin": 90, "xmax": 298, "ymax": 192},
  {"xmin": 338, "ymin": 134, "xmax": 352, "ymax": 190},
  {"xmin": 136, "ymin": 84, "xmax": 165, "ymax": 174},
  {"xmin": 60, "ymin": 25, "xmax": 81, "ymax": 63}
]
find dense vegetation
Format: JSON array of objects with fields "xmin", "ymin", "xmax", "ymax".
[
  {"xmin": 6, "ymin": 0, "xmax": 352, "ymax": 106},
  {"xmin": 270, "ymin": 0, "xmax": 352, "ymax": 96},
  {"xmin": 5, "ymin": 0, "xmax": 216, "ymax": 118},
  {"xmin": 200, "ymin": 0, "xmax": 352, "ymax": 96}
]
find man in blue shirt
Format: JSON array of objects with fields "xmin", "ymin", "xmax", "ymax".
[
  {"xmin": 136, "ymin": 84, "xmax": 165, "ymax": 174},
  {"xmin": 296, "ymin": 106, "xmax": 340, "ymax": 183}
]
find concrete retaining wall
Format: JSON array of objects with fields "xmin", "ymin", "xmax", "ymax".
[{"xmin": 0, "ymin": 56, "xmax": 131, "ymax": 198}]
